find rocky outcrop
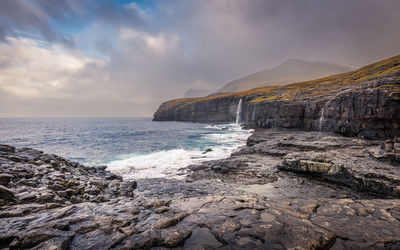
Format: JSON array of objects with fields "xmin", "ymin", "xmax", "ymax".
[
  {"xmin": 183, "ymin": 128, "xmax": 400, "ymax": 248},
  {"xmin": 2, "ymin": 129, "xmax": 400, "ymax": 249},
  {"xmin": 188, "ymin": 128, "xmax": 400, "ymax": 198},
  {"xmin": 154, "ymin": 55, "xmax": 400, "ymax": 139},
  {"xmin": 0, "ymin": 144, "xmax": 137, "ymax": 207}
]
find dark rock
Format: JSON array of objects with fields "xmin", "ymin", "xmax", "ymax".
[
  {"xmin": 0, "ymin": 185, "xmax": 14, "ymax": 201},
  {"xmin": 2, "ymin": 126, "xmax": 400, "ymax": 250},
  {"xmin": 161, "ymin": 227, "xmax": 192, "ymax": 247},
  {"xmin": 385, "ymin": 139, "xmax": 395, "ymax": 152},
  {"xmin": 70, "ymin": 229, "xmax": 125, "ymax": 250},
  {"xmin": 30, "ymin": 236, "xmax": 70, "ymax": 250},
  {"xmin": 202, "ymin": 148, "xmax": 213, "ymax": 154},
  {"xmin": 279, "ymin": 150, "xmax": 400, "ymax": 197},
  {"xmin": 154, "ymin": 213, "xmax": 188, "ymax": 229},
  {"xmin": 184, "ymin": 227, "xmax": 222, "ymax": 249},
  {"xmin": 18, "ymin": 228, "xmax": 74, "ymax": 249},
  {"xmin": 0, "ymin": 174, "xmax": 12, "ymax": 187},
  {"xmin": 0, "ymin": 145, "xmax": 15, "ymax": 153}
]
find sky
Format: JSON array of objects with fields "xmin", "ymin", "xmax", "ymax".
[{"xmin": 0, "ymin": 0, "xmax": 400, "ymax": 117}]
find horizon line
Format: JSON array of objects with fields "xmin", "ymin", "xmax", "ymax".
[{"xmin": 0, "ymin": 116, "xmax": 153, "ymax": 119}]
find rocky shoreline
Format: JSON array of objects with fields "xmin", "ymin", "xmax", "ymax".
[{"xmin": 1, "ymin": 127, "xmax": 400, "ymax": 249}]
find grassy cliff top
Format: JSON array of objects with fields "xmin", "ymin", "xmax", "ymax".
[{"xmin": 164, "ymin": 54, "xmax": 400, "ymax": 107}]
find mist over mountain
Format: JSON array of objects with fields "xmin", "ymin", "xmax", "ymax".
[
  {"xmin": 184, "ymin": 88, "xmax": 216, "ymax": 98},
  {"xmin": 217, "ymin": 59, "xmax": 353, "ymax": 93},
  {"xmin": 184, "ymin": 59, "xmax": 352, "ymax": 97}
]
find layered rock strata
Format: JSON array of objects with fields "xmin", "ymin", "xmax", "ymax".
[{"xmin": 154, "ymin": 55, "xmax": 400, "ymax": 139}]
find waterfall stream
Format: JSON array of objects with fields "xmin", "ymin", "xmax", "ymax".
[
  {"xmin": 235, "ymin": 98, "xmax": 243, "ymax": 124},
  {"xmin": 319, "ymin": 106, "xmax": 325, "ymax": 131},
  {"xmin": 319, "ymin": 100, "xmax": 331, "ymax": 131}
]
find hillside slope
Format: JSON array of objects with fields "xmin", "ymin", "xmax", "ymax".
[
  {"xmin": 153, "ymin": 55, "xmax": 400, "ymax": 139},
  {"xmin": 184, "ymin": 88, "xmax": 215, "ymax": 98},
  {"xmin": 217, "ymin": 59, "xmax": 353, "ymax": 93},
  {"xmin": 184, "ymin": 59, "xmax": 352, "ymax": 97}
]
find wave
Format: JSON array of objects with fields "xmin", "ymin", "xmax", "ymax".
[{"xmin": 107, "ymin": 123, "xmax": 252, "ymax": 179}]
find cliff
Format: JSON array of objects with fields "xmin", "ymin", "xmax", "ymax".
[{"xmin": 154, "ymin": 55, "xmax": 400, "ymax": 139}]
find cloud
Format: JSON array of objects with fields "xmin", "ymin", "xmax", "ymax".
[
  {"xmin": 0, "ymin": 0, "xmax": 400, "ymax": 117},
  {"xmin": 0, "ymin": 32, "xmax": 186, "ymax": 117},
  {"xmin": 0, "ymin": 36, "xmax": 109, "ymax": 116},
  {"xmin": 0, "ymin": 0, "xmax": 146, "ymax": 47},
  {"xmin": 0, "ymin": 0, "xmax": 55, "ymax": 41}
]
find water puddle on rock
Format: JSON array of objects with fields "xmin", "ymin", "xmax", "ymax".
[{"xmin": 184, "ymin": 228, "xmax": 222, "ymax": 248}]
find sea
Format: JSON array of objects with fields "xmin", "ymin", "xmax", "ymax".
[{"xmin": 0, "ymin": 118, "xmax": 251, "ymax": 180}]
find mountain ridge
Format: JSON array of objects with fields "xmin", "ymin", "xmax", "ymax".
[
  {"xmin": 184, "ymin": 59, "xmax": 353, "ymax": 97},
  {"xmin": 217, "ymin": 59, "xmax": 353, "ymax": 93}
]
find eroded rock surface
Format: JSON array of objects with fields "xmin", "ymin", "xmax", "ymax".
[
  {"xmin": 0, "ymin": 145, "xmax": 136, "ymax": 207},
  {"xmin": 1, "ymin": 128, "xmax": 400, "ymax": 249}
]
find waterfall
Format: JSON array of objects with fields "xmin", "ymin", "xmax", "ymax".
[
  {"xmin": 319, "ymin": 100, "xmax": 331, "ymax": 131},
  {"xmin": 319, "ymin": 106, "xmax": 325, "ymax": 131},
  {"xmin": 235, "ymin": 98, "xmax": 243, "ymax": 124}
]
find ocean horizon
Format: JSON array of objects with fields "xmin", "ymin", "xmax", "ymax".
[{"xmin": 0, "ymin": 117, "xmax": 251, "ymax": 180}]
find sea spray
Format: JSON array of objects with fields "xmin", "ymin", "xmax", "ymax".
[
  {"xmin": 236, "ymin": 98, "xmax": 243, "ymax": 124},
  {"xmin": 107, "ymin": 123, "xmax": 252, "ymax": 179}
]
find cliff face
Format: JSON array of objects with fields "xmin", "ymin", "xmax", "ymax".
[
  {"xmin": 153, "ymin": 55, "xmax": 400, "ymax": 139},
  {"xmin": 153, "ymin": 96, "xmax": 241, "ymax": 122},
  {"xmin": 240, "ymin": 82, "xmax": 400, "ymax": 139}
]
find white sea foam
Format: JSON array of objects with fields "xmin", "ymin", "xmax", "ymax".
[{"xmin": 107, "ymin": 123, "xmax": 251, "ymax": 180}]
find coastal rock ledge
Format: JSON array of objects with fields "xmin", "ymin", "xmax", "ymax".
[
  {"xmin": 2, "ymin": 127, "xmax": 400, "ymax": 249},
  {"xmin": 153, "ymin": 55, "xmax": 400, "ymax": 139}
]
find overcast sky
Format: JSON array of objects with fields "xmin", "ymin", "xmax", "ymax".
[{"xmin": 0, "ymin": 0, "xmax": 399, "ymax": 117}]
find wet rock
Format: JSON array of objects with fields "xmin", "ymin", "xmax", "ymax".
[
  {"xmin": 161, "ymin": 227, "xmax": 192, "ymax": 247},
  {"xmin": 0, "ymin": 184, "xmax": 14, "ymax": 201},
  {"xmin": 385, "ymin": 139, "xmax": 395, "ymax": 152},
  {"xmin": 0, "ymin": 144, "xmax": 15, "ymax": 153},
  {"xmin": 17, "ymin": 228, "xmax": 75, "ymax": 249},
  {"xmin": 123, "ymin": 229, "xmax": 162, "ymax": 249},
  {"xmin": 154, "ymin": 213, "xmax": 188, "ymax": 229},
  {"xmin": 30, "ymin": 236, "xmax": 70, "ymax": 250},
  {"xmin": 70, "ymin": 229, "xmax": 125, "ymax": 250},
  {"xmin": 260, "ymin": 211, "xmax": 276, "ymax": 223},
  {"xmin": 202, "ymin": 148, "xmax": 213, "ymax": 154},
  {"xmin": 280, "ymin": 150, "xmax": 400, "ymax": 197},
  {"xmin": 0, "ymin": 174, "xmax": 12, "ymax": 187},
  {"xmin": 0, "ymin": 145, "xmax": 136, "ymax": 206},
  {"xmin": 184, "ymin": 227, "xmax": 222, "ymax": 249},
  {"xmin": 1, "ymin": 130, "xmax": 400, "ymax": 250},
  {"xmin": 155, "ymin": 206, "xmax": 169, "ymax": 214}
]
